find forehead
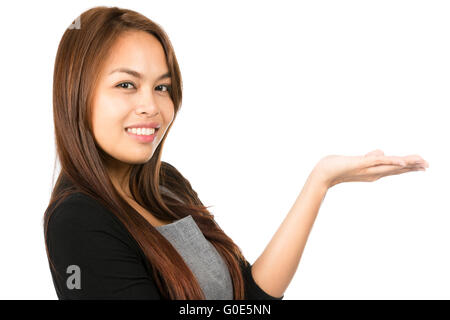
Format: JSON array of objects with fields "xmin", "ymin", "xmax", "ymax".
[{"xmin": 101, "ymin": 30, "xmax": 168, "ymax": 76}]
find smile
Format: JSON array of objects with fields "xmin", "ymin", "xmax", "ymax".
[{"xmin": 125, "ymin": 127, "xmax": 158, "ymax": 143}]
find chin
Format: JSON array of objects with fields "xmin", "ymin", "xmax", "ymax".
[
  {"xmin": 130, "ymin": 154, "xmax": 155, "ymax": 164},
  {"xmin": 115, "ymin": 147, "xmax": 156, "ymax": 165}
]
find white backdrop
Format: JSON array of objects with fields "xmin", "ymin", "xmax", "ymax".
[{"xmin": 0, "ymin": 0, "xmax": 448, "ymax": 299}]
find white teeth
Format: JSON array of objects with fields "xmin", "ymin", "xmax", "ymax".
[{"xmin": 127, "ymin": 127, "xmax": 156, "ymax": 135}]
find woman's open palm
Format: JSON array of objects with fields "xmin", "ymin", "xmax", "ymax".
[{"xmin": 314, "ymin": 149, "xmax": 429, "ymax": 188}]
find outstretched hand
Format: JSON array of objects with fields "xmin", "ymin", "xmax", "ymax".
[{"xmin": 313, "ymin": 149, "xmax": 429, "ymax": 189}]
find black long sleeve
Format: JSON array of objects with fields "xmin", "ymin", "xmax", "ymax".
[{"xmin": 46, "ymin": 193, "xmax": 284, "ymax": 300}]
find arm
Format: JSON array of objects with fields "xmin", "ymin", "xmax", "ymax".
[
  {"xmin": 239, "ymin": 257, "xmax": 284, "ymax": 299},
  {"xmin": 251, "ymin": 168, "xmax": 328, "ymax": 298},
  {"xmin": 251, "ymin": 150, "xmax": 428, "ymax": 298},
  {"xmin": 46, "ymin": 195, "xmax": 161, "ymax": 299}
]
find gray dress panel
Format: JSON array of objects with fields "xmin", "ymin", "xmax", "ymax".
[{"xmin": 155, "ymin": 215, "xmax": 234, "ymax": 300}]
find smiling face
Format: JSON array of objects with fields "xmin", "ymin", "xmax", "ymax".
[{"xmin": 90, "ymin": 30, "xmax": 175, "ymax": 168}]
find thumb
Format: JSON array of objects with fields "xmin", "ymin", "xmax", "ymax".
[{"xmin": 365, "ymin": 149, "xmax": 384, "ymax": 157}]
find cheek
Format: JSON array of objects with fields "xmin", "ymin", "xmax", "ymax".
[
  {"xmin": 91, "ymin": 96, "xmax": 126, "ymax": 147},
  {"xmin": 163, "ymin": 103, "xmax": 176, "ymax": 126}
]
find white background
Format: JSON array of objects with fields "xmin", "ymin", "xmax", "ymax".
[{"xmin": 0, "ymin": 0, "xmax": 448, "ymax": 299}]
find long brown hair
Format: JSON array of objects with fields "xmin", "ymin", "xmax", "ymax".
[{"xmin": 43, "ymin": 5, "xmax": 248, "ymax": 299}]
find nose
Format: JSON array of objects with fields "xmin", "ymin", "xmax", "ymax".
[
  {"xmin": 135, "ymin": 106, "xmax": 159, "ymax": 117},
  {"xmin": 135, "ymin": 88, "xmax": 160, "ymax": 116}
]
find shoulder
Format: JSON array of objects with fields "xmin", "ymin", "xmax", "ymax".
[
  {"xmin": 46, "ymin": 192, "xmax": 133, "ymax": 249},
  {"xmin": 48, "ymin": 193, "xmax": 114, "ymax": 231}
]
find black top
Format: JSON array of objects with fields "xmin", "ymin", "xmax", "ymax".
[{"xmin": 45, "ymin": 192, "xmax": 284, "ymax": 300}]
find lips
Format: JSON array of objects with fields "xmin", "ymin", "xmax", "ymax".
[{"xmin": 125, "ymin": 128, "xmax": 157, "ymax": 143}]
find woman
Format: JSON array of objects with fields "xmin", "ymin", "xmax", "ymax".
[{"xmin": 43, "ymin": 6, "xmax": 428, "ymax": 300}]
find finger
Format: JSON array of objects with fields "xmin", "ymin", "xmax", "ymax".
[
  {"xmin": 365, "ymin": 155, "xmax": 407, "ymax": 167},
  {"xmin": 399, "ymin": 156, "xmax": 429, "ymax": 168},
  {"xmin": 389, "ymin": 166, "xmax": 427, "ymax": 177},
  {"xmin": 379, "ymin": 155, "xmax": 428, "ymax": 168},
  {"xmin": 366, "ymin": 164, "xmax": 426, "ymax": 179}
]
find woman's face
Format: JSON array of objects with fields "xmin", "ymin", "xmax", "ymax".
[{"xmin": 91, "ymin": 30, "xmax": 174, "ymax": 166}]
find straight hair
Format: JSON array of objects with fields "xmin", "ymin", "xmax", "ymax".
[{"xmin": 43, "ymin": 6, "xmax": 248, "ymax": 299}]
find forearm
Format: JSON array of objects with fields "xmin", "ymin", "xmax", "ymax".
[{"xmin": 251, "ymin": 169, "xmax": 329, "ymax": 298}]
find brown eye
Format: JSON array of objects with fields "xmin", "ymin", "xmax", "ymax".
[
  {"xmin": 156, "ymin": 84, "xmax": 171, "ymax": 92},
  {"xmin": 116, "ymin": 82, "xmax": 136, "ymax": 89}
]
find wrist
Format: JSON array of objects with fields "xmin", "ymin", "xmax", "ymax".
[{"xmin": 310, "ymin": 164, "xmax": 334, "ymax": 190}]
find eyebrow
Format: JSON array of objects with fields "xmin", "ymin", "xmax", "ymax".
[{"xmin": 109, "ymin": 68, "xmax": 171, "ymax": 81}]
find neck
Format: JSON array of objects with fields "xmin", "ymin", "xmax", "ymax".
[{"xmin": 105, "ymin": 158, "xmax": 133, "ymax": 200}]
